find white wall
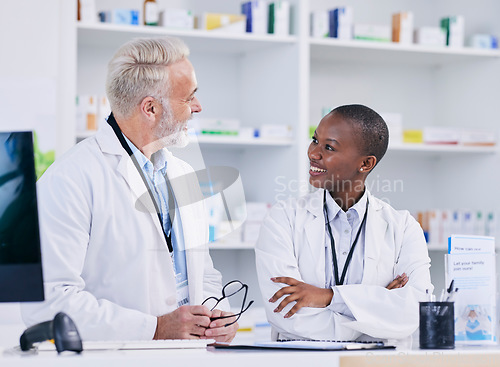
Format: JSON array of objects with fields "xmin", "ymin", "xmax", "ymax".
[{"xmin": 0, "ymin": 0, "xmax": 75, "ymax": 346}]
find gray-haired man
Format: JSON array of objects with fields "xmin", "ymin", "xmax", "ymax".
[{"xmin": 21, "ymin": 37, "xmax": 238, "ymax": 342}]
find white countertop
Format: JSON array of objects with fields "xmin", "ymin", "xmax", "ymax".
[{"xmin": 2, "ymin": 342, "xmax": 500, "ymax": 367}]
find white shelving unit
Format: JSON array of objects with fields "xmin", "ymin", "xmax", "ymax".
[
  {"xmin": 64, "ymin": 0, "xmax": 500, "ymax": 303},
  {"xmin": 192, "ymin": 135, "xmax": 294, "ymax": 148},
  {"xmin": 78, "ymin": 23, "xmax": 298, "ymax": 53},
  {"xmin": 387, "ymin": 143, "xmax": 497, "ymax": 155},
  {"xmin": 310, "ymin": 37, "xmax": 500, "ymax": 65}
]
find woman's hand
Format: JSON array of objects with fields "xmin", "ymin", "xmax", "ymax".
[
  {"xmin": 386, "ymin": 273, "xmax": 408, "ymax": 290},
  {"xmin": 269, "ymin": 277, "xmax": 333, "ymax": 318}
]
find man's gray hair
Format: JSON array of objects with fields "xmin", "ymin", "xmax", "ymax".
[{"xmin": 106, "ymin": 37, "xmax": 190, "ymax": 119}]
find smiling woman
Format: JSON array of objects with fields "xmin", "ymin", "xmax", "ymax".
[
  {"xmin": 255, "ymin": 104, "xmax": 433, "ymax": 342},
  {"xmin": 308, "ymin": 105, "xmax": 387, "ymax": 210}
]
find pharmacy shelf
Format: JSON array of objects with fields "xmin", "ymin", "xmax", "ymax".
[
  {"xmin": 77, "ymin": 23, "xmax": 297, "ymax": 55},
  {"xmin": 210, "ymin": 240, "xmax": 458, "ymax": 251},
  {"xmin": 209, "ymin": 241, "xmax": 255, "ymax": 250},
  {"xmin": 310, "ymin": 38, "xmax": 500, "ymax": 66},
  {"xmin": 192, "ymin": 135, "xmax": 293, "ymax": 148},
  {"xmin": 387, "ymin": 143, "xmax": 497, "ymax": 155},
  {"xmin": 75, "ymin": 131, "xmax": 293, "ymax": 147}
]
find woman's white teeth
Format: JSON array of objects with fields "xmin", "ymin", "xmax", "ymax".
[{"xmin": 310, "ymin": 166, "xmax": 326, "ymax": 173}]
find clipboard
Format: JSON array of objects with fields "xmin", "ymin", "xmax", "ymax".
[{"xmin": 210, "ymin": 339, "xmax": 395, "ymax": 351}]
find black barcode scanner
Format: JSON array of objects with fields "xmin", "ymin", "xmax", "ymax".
[{"xmin": 20, "ymin": 312, "xmax": 83, "ymax": 353}]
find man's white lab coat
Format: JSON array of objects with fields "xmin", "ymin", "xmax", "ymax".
[{"xmin": 21, "ymin": 121, "xmax": 224, "ymax": 340}]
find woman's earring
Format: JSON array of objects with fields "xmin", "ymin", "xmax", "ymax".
[{"xmin": 359, "ymin": 168, "xmax": 364, "ymax": 172}]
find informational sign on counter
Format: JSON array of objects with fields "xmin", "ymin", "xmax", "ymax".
[{"xmin": 446, "ymin": 235, "xmax": 496, "ymax": 344}]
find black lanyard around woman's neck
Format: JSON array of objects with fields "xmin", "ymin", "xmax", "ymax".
[
  {"xmin": 323, "ymin": 190, "xmax": 369, "ymax": 286},
  {"xmin": 107, "ymin": 113, "xmax": 173, "ymax": 253}
]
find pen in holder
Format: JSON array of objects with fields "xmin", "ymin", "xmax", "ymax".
[{"xmin": 419, "ymin": 302, "xmax": 454, "ymax": 349}]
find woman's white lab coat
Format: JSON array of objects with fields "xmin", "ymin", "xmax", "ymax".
[
  {"xmin": 255, "ymin": 189, "xmax": 433, "ymax": 341},
  {"xmin": 21, "ymin": 122, "xmax": 224, "ymax": 340}
]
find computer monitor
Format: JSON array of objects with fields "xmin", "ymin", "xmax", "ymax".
[{"xmin": 0, "ymin": 131, "xmax": 44, "ymax": 302}]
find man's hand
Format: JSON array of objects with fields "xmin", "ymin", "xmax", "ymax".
[
  {"xmin": 153, "ymin": 305, "xmax": 212, "ymax": 340},
  {"xmin": 269, "ymin": 277, "xmax": 333, "ymax": 318},
  {"xmin": 203, "ymin": 309, "xmax": 239, "ymax": 343},
  {"xmin": 386, "ymin": 273, "xmax": 408, "ymax": 290}
]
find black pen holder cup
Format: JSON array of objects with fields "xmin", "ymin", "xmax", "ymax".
[{"xmin": 419, "ymin": 302, "xmax": 455, "ymax": 349}]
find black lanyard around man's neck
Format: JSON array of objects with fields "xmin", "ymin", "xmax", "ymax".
[
  {"xmin": 323, "ymin": 190, "xmax": 369, "ymax": 286},
  {"xmin": 107, "ymin": 113, "xmax": 173, "ymax": 253}
]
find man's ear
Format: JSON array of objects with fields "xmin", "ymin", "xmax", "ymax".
[
  {"xmin": 139, "ymin": 97, "xmax": 158, "ymax": 121},
  {"xmin": 359, "ymin": 156, "xmax": 377, "ymax": 174}
]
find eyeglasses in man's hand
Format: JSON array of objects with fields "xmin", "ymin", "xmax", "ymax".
[{"xmin": 202, "ymin": 280, "xmax": 254, "ymax": 327}]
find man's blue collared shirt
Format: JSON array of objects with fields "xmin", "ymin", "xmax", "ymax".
[{"xmin": 123, "ymin": 136, "xmax": 189, "ymax": 307}]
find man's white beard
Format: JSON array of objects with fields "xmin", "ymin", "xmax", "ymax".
[{"xmin": 153, "ymin": 108, "xmax": 190, "ymax": 148}]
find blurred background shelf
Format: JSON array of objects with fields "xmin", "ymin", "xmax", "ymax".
[
  {"xmin": 310, "ymin": 38, "xmax": 500, "ymax": 66},
  {"xmin": 387, "ymin": 143, "xmax": 497, "ymax": 155},
  {"xmin": 193, "ymin": 135, "xmax": 293, "ymax": 148},
  {"xmin": 78, "ymin": 23, "xmax": 298, "ymax": 54}
]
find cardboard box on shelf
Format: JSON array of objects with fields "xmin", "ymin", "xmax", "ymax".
[
  {"xmin": 77, "ymin": 95, "xmax": 98, "ymax": 131},
  {"xmin": 189, "ymin": 118, "xmax": 240, "ymax": 136},
  {"xmin": 97, "ymin": 96, "xmax": 110, "ymax": 127},
  {"xmin": 392, "ymin": 12, "xmax": 413, "ymax": 45},
  {"xmin": 78, "ymin": 0, "xmax": 97, "ymax": 23},
  {"xmin": 310, "ymin": 10, "xmax": 329, "ymax": 38},
  {"xmin": 329, "ymin": 7, "xmax": 353, "ymax": 40},
  {"xmin": 258, "ymin": 124, "xmax": 292, "ymax": 139},
  {"xmin": 354, "ymin": 24, "xmax": 391, "ymax": 42},
  {"xmin": 268, "ymin": 1, "xmax": 290, "ymax": 36},
  {"xmin": 403, "ymin": 129, "xmax": 423, "ymax": 144},
  {"xmin": 460, "ymin": 128, "xmax": 496, "ymax": 146},
  {"xmin": 241, "ymin": 1, "xmax": 268, "ymax": 35},
  {"xmin": 159, "ymin": 9, "xmax": 194, "ymax": 30},
  {"xmin": 423, "ymin": 127, "xmax": 460, "ymax": 145},
  {"xmin": 414, "ymin": 27, "xmax": 446, "ymax": 47},
  {"xmin": 441, "ymin": 16, "xmax": 465, "ymax": 48},
  {"xmin": 98, "ymin": 9, "xmax": 140, "ymax": 25},
  {"xmin": 202, "ymin": 13, "xmax": 246, "ymax": 33},
  {"xmin": 469, "ymin": 34, "xmax": 498, "ymax": 49}
]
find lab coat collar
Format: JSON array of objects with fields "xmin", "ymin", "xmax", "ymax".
[
  {"xmin": 324, "ymin": 189, "xmax": 369, "ymax": 223},
  {"xmin": 303, "ymin": 188, "xmax": 380, "ymax": 217},
  {"xmin": 95, "ymin": 119, "xmax": 170, "ymax": 250},
  {"xmin": 95, "ymin": 118, "xmax": 126, "ymax": 156},
  {"xmin": 303, "ymin": 189, "xmax": 387, "ymax": 286},
  {"xmin": 303, "ymin": 189, "xmax": 328, "ymax": 283},
  {"xmin": 96, "ymin": 120, "xmax": 207, "ymax": 304}
]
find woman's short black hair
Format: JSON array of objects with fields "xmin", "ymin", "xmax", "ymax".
[{"xmin": 329, "ymin": 104, "xmax": 389, "ymax": 165}]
